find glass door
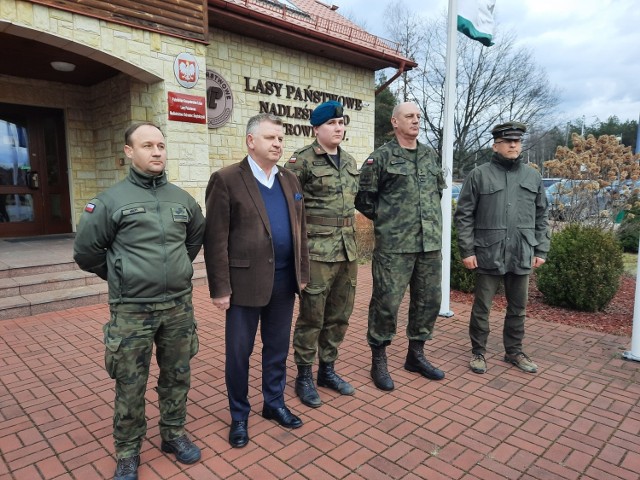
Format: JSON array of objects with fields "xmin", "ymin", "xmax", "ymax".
[{"xmin": 0, "ymin": 104, "xmax": 71, "ymax": 237}]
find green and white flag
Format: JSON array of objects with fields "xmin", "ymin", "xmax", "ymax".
[{"xmin": 457, "ymin": 0, "xmax": 496, "ymax": 47}]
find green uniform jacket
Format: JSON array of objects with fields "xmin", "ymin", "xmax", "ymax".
[
  {"xmin": 73, "ymin": 167, "xmax": 205, "ymax": 304},
  {"xmin": 454, "ymin": 154, "xmax": 550, "ymax": 275},
  {"xmin": 355, "ymin": 138, "xmax": 445, "ymax": 253},
  {"xmin": 285, "ymin": 140, "xmax": 359, "ymax": 262}
]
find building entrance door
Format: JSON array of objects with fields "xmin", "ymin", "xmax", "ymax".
[{"xmin": 0, "ymin": 103, "xmax": 71, "ymax": 238}]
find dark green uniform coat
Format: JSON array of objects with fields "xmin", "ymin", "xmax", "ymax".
[{"xmin": 454, "ymin": 154, "xmax": 550, "ymax": 274}]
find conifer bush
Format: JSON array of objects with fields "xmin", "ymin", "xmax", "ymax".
[{"xmin": 537, "ymin": 224, "xmax": 623, "ymax": 312}]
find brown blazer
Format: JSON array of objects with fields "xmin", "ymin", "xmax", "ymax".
[{"xmin": 204, "ymin": 157, "xmax": 310, "ymax": 307}]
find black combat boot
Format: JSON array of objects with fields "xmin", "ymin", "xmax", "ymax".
[
  {"xmin": 295, "ymin": 365, "xmax": 322, "ymax": 407},
  {"xmin": 370, "ymin": 345, "xmax": 394, "ymax": 391},
  {"xmin": 317, "ymin": 362, "xmax": 355, "ymax": 395},
  {"xmin": 404, "ymin": 340, "xmax": 445, "ymax": 380}
]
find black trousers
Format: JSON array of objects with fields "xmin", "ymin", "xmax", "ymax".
[{"xmin": 225, "ymin": 267, "xmax": 296, "ymax": 421}]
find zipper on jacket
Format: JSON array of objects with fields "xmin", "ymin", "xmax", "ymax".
[{"xmin": 152, "ymin": 176, "xmax": 169, "ymax": 301}]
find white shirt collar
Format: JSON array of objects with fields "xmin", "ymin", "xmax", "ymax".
[{"xmin": 247, "ymin": 155, "xmax": 279, "ymax": 188}]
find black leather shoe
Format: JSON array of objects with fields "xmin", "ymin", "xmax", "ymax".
[
  {"xmin": 262, "ymin": 406, "xmax": 303, "ymax": 429},
  {"xmin": 114, "ymin": 455, "xmax": 139, "ymax": 480},
  {"xmin": 229, "ymin": 420, "xmax": 249, "ymax": 448}
]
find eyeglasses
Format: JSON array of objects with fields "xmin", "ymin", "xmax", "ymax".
[{"xmin": 494, "ymin": 139, "xmax": 522, "ymax": 144}]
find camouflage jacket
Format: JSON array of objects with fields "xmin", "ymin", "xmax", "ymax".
[
  {"xmin": 355, "ymin": 139, "xmax": 445, "ymax": 253},
  {"xmin": 285, "ymin": 140, "xmax": 359, "ymax": 262},
  {"xmin": 454, "ymin": 154, "xmax": 550, "ymax": 275}
]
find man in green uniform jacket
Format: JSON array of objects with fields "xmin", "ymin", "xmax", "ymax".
[
  {"xmin": 454, "ymin": 121, "xmax": 550, "ymax": 375},
  {"xmin": 73, "ymin": 122, "xmax": 205, "ymax": 480},
  {"xmin": 285, "ymin": 101, "xmax": 359, "ymax": 407},
  {"xmin": 355, "ymin": 102, "xmax": 446, "ymax": 392}
]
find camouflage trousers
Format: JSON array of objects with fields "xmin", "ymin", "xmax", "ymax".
[
  {"xmin": 293, "ymin": 259, "xmax": 357, "ymax": 365},
  {"xmin": 367, "ymin": 250, "xmax": 441, "ymax": 347},
  {"xmin": 104, "ymin": 293, "xmax": 199, "ymax": 459}
]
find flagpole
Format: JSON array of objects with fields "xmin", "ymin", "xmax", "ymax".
[
  {"xmin": 439, "ymin": 0, "xmax": 458, "ymax": 317},
  {"xmin": 623, "ymin": 236, "xmax": 640, "ymax": 362},
  {"xmin": 623, "ymin": 115, "xmax": 640, "ymax": 361}
]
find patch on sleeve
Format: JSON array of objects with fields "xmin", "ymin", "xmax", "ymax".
[
  {"xmin": 171, "ymin": 207, "xmax": 189, "ymax": 222},
  {"xmin": 360, "ymin": 170, "xmax": 373, "ymax": 186},
  {"xmin": 366, "ymin": 158, "xmax": 374, "ymax": 165},
  {"xmin": 84, "ymin": 203, "xmax": 96, "ymax": 213},
  {"xmin": 288, "ymin": 156, "xmax": 297, "ymax": 163}
]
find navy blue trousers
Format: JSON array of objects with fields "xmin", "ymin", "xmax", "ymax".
[{"xmin": 225, "ymin": 268, "xmax": 296, "ymax": 421}]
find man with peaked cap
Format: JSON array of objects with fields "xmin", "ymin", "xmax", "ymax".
[
  {"xmin": 454, "ymin": 121, "xmax": 550, "ymax": 374},
  {"xmin": 285, "ymin": 100, "xmax": 359, "ymax": 407}
]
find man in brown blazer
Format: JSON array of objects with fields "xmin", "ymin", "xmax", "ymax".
[{"xmin": 204, "ymin": 113, "xmax": 309, "ymax": 449}]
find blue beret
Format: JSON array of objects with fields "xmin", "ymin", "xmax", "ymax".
[{"xmin": 310, "ymin": 101, "xmax": 344, "ymax": 126}]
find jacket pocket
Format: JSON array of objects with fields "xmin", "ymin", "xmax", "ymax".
[
  {"xmin": 103, "ymin": 326, "xmax": 123, "ymax": 380},
  {"xmin": 229, "ymin": 258, "xmax": 250, "ymax": 268},
  {"xmin": 190, "ymin": 320, "xmax": 199, "ymax": 359},
  {"xmin": 474, "ymin": 230, "xmax": 506, "ymax": 270},
  {"xmin": 310, "ymin": 167, "xmax": 336, "ymax": 195},
  {"xmin": 519, "ymin": 229, "xmax": 538, "ymax": 269},
  {"xmin": 387, "ymin": 158, "xmax": 408, "ymax": 175}
]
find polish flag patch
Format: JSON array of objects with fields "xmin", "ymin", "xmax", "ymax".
[
  {"xmin": 288, "ymin": 156, "xmax": 297, "ymax": 163},
  {"xmin": 366, "ymin": 158, "xmax": 374, "ymax": 165},
  {"xmin": 84, "ymin": 203, "xmax": 96, "ymax": 213}
]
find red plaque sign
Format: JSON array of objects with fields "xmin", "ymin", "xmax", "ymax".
[{"xmin": 168, "ymin": 92, "xmax": 206, "ymax": 124}]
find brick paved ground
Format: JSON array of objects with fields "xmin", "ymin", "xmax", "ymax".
[{"xmin": 1, "ymin": 265, "xmax": 639, "ymax": 479}]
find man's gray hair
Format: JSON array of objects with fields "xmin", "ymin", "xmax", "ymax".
[{"xmin": 246, "ymin": 113, "xmax": 283, "ymax": 135}]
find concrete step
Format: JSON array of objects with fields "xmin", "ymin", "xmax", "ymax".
[{"xmin": 0, "ymin": 260, "xmax": 208, "ymax": 321}]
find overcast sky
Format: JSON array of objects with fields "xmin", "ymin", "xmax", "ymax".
[{"xmin": 341, "ymin": 0, "xmax": 639, "ymax": 126}]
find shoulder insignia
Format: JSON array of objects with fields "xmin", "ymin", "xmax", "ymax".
[
  {"xmin": 366, "ymin": 158, "xmax": 374, "ymax": 165},
  {"xmin": 289, "ymin": 156, "xmax": 297, "ymax": 163},
  {"xmin": 84, "ymin": 203, "xmax": 96, "ymax": 213}
]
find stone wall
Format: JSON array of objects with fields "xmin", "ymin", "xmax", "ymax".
[{"xmin": 1, "ymin": 0, "xmax": 377, "ymax": 226}]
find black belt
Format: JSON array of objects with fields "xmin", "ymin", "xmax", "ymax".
[{"xmin": 306, "ymin": 216, "xmax": 355, "ymax": 227}]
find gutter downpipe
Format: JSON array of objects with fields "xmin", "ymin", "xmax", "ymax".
[{"xmin": 375, "ymin": 61, "xmax": 407, "ymax": 96}]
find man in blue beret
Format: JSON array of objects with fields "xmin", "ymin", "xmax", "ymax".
[
  {"xmin": 285, "ymin": 101, "xmax": 359, "ymax": 407},
  {"xmin": 455, "ymin": 120, "xmax": 550, "ymax": 374}
]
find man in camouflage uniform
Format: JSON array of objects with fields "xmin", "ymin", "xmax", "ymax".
[
  {"xmin": 454, "ymin": 121, "xmax": 550, "ymax": 374},
  {"xmin": 73, "ymin": 123, "xmax": 205, "ymax": 480},
  {"xmin": 285, "ymin": 101, "xmax": 359, "ymax": 407},
  {"xmin": 355, "ymin": 102, "xmax": 446, "ymax": 391}
]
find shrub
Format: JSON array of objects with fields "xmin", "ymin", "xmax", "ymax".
[
  {"xmin": 450, "ymin": 221, "xmax": 476, "ymax": 293},
  {"xmin": 537, "ymin": 224, "xmax": 623, "ymax": 312},
  {"xmin": 616, "ymin": 195, "xmax": 640, "ymax": 253}
]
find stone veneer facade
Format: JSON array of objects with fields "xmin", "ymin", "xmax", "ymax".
[{"xmin": 1, "ymin": 0, "xmax": 376, "ymax": 227}]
